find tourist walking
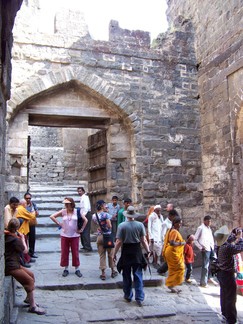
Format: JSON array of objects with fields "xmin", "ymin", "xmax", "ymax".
[
  {"xmin": 184, "ymin": 234, "xmax": 195, "ymax": 283},
  {"xmin": 5, "ymin": 218, "xmax": 46, "ymax": 315},
  {"xmin": 162, "ymin": 216, "xmax": 185, "ymax": 293},
  {"xmin": 77, "ymin": 187, "xmax": 92, "ymax": 251},
  {"xmin": 215, "ymin": 225, "xmax": 243, "ymax": 324},
  {"xmin": 113, "ymin": 206, "xmax": 150, "ymax": 306},
  {"xmin": 117, "ymin": 198, "xmax": 132, "ymax": 226},
  {"xmin": 194, "ymin": 215, "xmax": 218, "ymax": 287},
  {"xmin": 50, "ymin": 197, "xmax": 87, "ymax": 277},
  {"xmin": 147, "ymin": 204, "xmax": 163, "ymax": 267},
  {"xmin": 157, "ymin": 209, "xmax": 178, "ymax": 275},
  {"xmin": 143, "ymin": 206, "xmax": 155, "ymax": 241},
  {"xmin": 24, "ymin": 192, "xmax": 39, "ymax": 258},
  {"xmin": 92, "ymin": 200, "xmax": 118, "ymax": 280},
  {"xmin": 107, "ymin": 195, "xmax": 120, "ymax": 239}
]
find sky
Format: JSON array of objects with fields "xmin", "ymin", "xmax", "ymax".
[{"xmin": 39, "ymin": 0, "xmax": 168, "ymax": 41}]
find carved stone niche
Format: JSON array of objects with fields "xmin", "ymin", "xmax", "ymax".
[
  {"xmin": 116, "ymin": 163, "xmax": 124, "ymax": 179},
  {"xmin": 10, "ymin": 155, "xmax": 23, "ymax": 176}
]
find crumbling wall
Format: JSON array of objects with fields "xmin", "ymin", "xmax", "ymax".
[
  {"xmin": 7, "ymin": 4, "xmax": 203, "ymax": 231},
  {"xmin": 6, "ymin": 2, "xmax": 203, "ymax": 232}
]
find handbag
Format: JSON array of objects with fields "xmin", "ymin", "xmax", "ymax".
[
  {"xmin": 95, "ymin": 213, "xmax": 114, "ymax": 249},
  {"xmin": 103, "ymin": 233, "xmax": 115, "ymax": 248},
  {"xmin": 29, "ymin": 217, "xmax": 37, "ymax": 226}
]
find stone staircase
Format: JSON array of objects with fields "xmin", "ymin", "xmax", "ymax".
[{"xmin": 29, "ymin": 183, "xmax": 86, "ymax": 239}]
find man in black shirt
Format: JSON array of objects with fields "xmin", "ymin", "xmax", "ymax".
[{"xmin": 215, "ymin": 225, "xmax": 243, "ymax": 324}]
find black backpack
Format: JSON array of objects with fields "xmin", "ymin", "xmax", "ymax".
[
  {"xmin": 210, "ymin": 246, "xmax": 221, "ymax": 276},
  {"xmin": 77, "ymin": 208, "xmax": 83, "ymax": 230}
]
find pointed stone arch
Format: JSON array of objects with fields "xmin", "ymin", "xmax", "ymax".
[
  {"xmin": 7, "ymin": 66, "xmax": 132, "ymax": 122},
  {"xmin": 6, "ymin": 72, "xmax": 137, "ymax": 204}
]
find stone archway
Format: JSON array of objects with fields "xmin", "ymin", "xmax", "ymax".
[
  {"xmin": 7, "ymin": 66, "xmax": 131, "ymax": 121},
  {"xmin": 6, "ymin": 79, "xmax": 136, "ymax": 203}
]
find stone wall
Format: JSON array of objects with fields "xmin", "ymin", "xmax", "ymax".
[
  {"xmin": 7, "ymin": 2, "xmax": 203, "ymax": 231},
  {"xmin": 28, "ymin": 126, "xmax": 90, "ymax": 183},
  {"xmin": 0, "ymin": 1, "xmax": 23, "ymax": 322},
  {"xmin": 166, "ymin": 0, "xmax": 243, "ymax": 228}
]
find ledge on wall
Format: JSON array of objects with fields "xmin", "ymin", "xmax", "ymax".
[{"xmin": 4, "ymin": 276, "xmax": 18, "ymax": 324}]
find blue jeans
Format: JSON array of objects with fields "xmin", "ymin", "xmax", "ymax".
[
  {"xmin": 122, "ymin": 264, "xmax": 144, "ymax": 302},
  {"xmin": 200, "ymin": 250, "xmax": 211, "ymax": 286},
  {"xmin": 185, "ymin": 263, "xmax": 193, "ymax": 280}
]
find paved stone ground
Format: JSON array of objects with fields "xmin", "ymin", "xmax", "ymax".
[{"xmin": 11, "ymin": 238, "xmax": 243, "ymax": 324}]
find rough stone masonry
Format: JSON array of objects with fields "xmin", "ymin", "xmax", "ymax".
[
  {"xmin": 0, "ymin": 0, "xmax": 242, "ymax": 322},
  {"xmin": 6, "ymin": 3, "xmax": 202, "ymax": 228}
]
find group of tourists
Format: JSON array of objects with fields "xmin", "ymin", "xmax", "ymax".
[
  {"xmin": 3, "ymin": 189, "xmax": 243, "ymax": 322},
  {"xmin": 138, "ymin": 204, "xmax": 243, "ymax": 324}
]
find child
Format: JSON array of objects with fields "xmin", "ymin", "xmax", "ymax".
[{"xmin": 184, "ymin": 234, "xmax": 195, "ymax": 283}]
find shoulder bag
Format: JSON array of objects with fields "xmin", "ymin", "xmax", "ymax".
[{"xmin": 95, "ymin": 213, "xmax": 114, "ymax": 249}]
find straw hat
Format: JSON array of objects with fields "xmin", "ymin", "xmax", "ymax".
[
  {"xmin": 62, "ymin": 198, "xmax": 72, "ymax": 204},
  {"xmin": 214, "ymin": 225, "xmax": 230, "ymax": 246},
  {"xmin": 123, "ymin": 206, "xmax": 140, "ymax": 218}
]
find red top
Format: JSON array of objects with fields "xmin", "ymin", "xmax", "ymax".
[{"xmin": 184, "ymin": 243, "xmax": 194, "ymax": 263}]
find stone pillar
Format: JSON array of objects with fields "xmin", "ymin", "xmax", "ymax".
[
  {"xmin": 0, "ymin": 1, "xmax": 23, "ymax": 322},
  {"xmin": 5, "ymin": 112, "xmax": 29, "ymax": 197}
]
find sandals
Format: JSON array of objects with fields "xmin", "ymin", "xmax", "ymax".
[
  {"xmin": 111, "ymin": 271, "xmax": 118, "ymax": 278},
  {"xmin": 100, "ymin": 274, "xmax": 106, "ymax": 280},
  {"xmin": 169, "ymin": 287, "xmax": 181, "ymax": 294},
  {"xmin": 28, "ymin": 306, "xmax": 46, "ymax": 315},
  {"xmin": 24, "ymin": 299, "xmax": 39, "ymax": 306}
]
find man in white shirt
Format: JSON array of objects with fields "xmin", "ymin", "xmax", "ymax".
[
  {"xmin": 148, "ymin": 205, "xmax": 164, "ymax": 267},
  {"xmin": 77, "ymin": 187, "xmax": 92, "ymax": 251},
  {"xmin": 194, "ymin": 215, "xmax": 217, "ymax": 287}
]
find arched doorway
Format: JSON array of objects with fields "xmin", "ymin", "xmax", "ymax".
[{"xmin": 5, "ymin": 80, "xmax": 135, "ymax": 207}]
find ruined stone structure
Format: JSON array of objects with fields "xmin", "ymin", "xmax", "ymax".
[
  {"xmin": 0, "ymin": 0, "xmax": 242, "ymax": 321},
  {"xmin": 6, "ymin": 2, "xmax": 202, "ymax": 221}
]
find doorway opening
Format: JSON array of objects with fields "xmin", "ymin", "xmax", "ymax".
[{"xmin": 5, "ymin": 81, "xmax": 135, "ymax": 208}]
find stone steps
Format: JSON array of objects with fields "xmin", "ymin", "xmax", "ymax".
[{"xmin": 30, "ymin": 183, "xmax": 84, "ymax": 235}]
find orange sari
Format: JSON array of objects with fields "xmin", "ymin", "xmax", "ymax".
[{"xmin": 163, "ymin": 228, "xmax": 185, "ymax": 287}]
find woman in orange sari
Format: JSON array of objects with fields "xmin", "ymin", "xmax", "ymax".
[{"xmin": 162, "ymin": 217, "xmax": 185, "ymax": 293}]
